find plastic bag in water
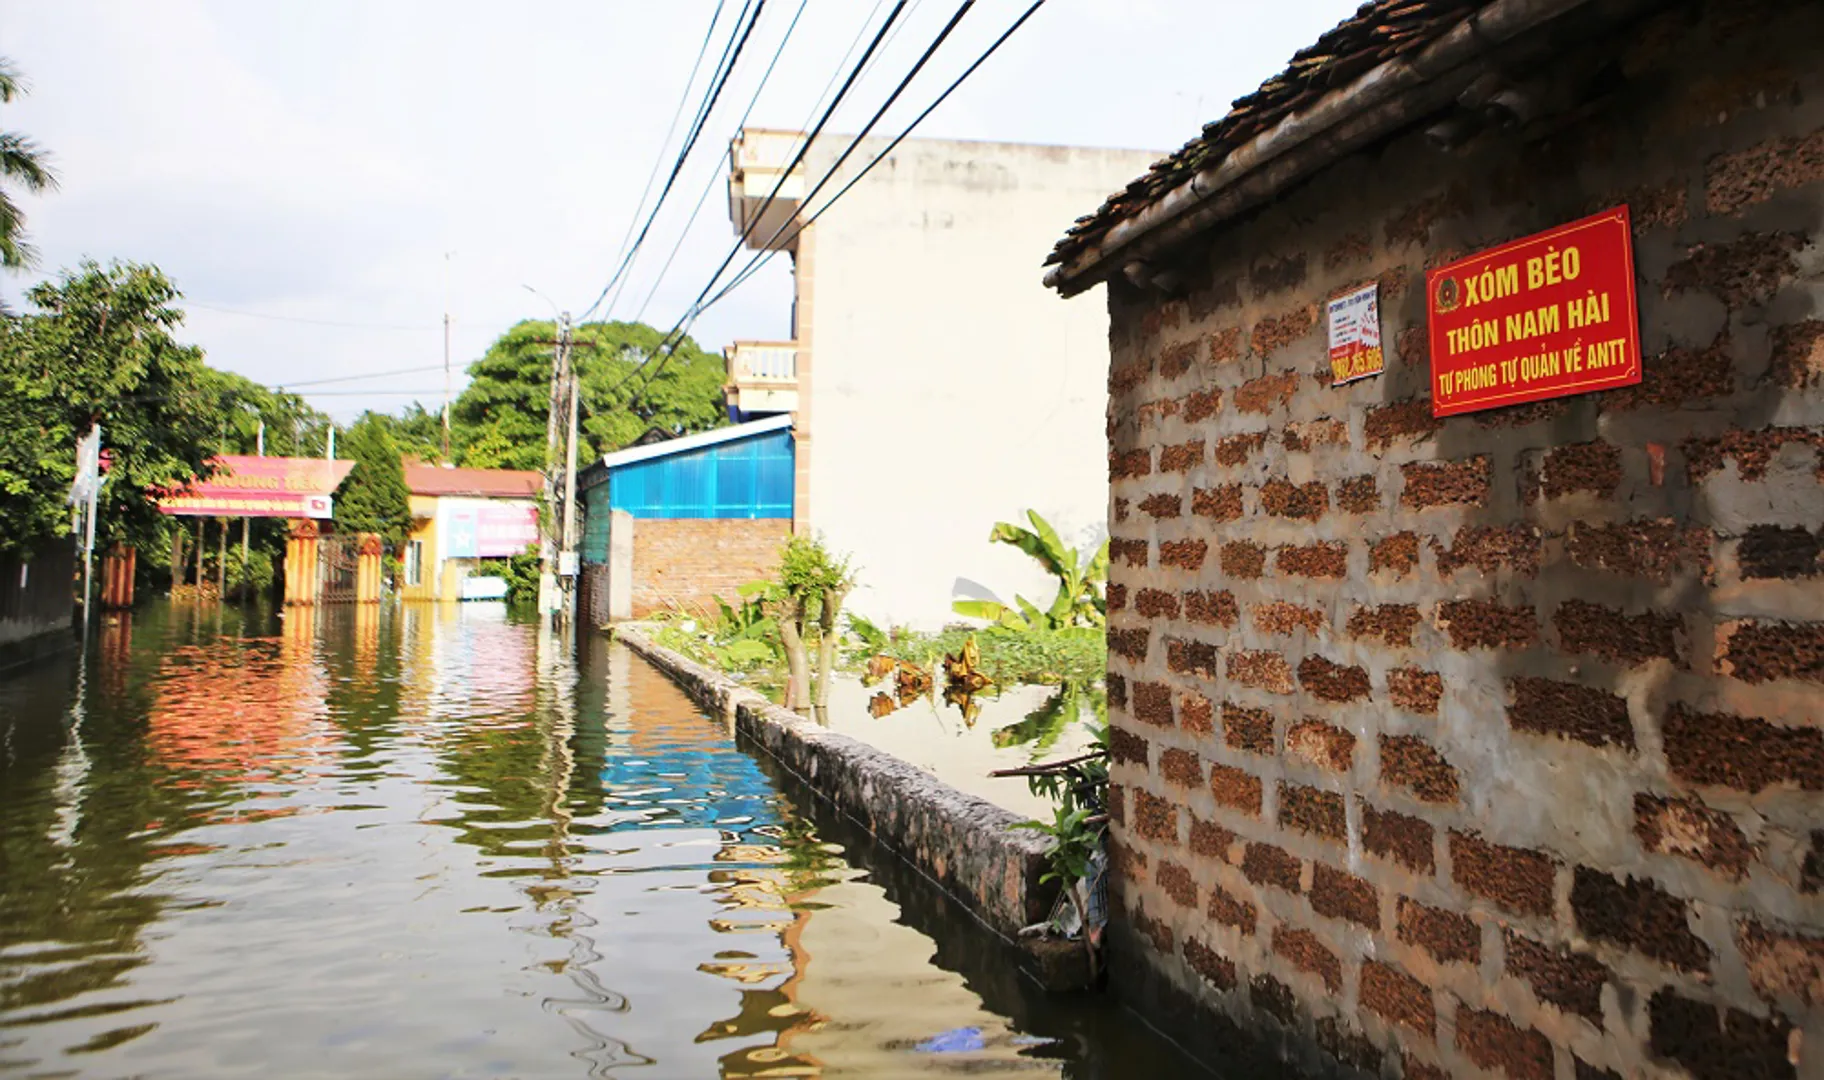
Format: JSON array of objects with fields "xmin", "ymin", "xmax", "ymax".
[{"xmin": 914, "ymin": 1027, "xmax": 985, "ymax": 1054}]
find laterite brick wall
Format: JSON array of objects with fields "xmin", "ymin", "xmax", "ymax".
[
  {"xmin": 629, "ymin": 518, "xmax": 789, "ymax": 618},
  {"xmin": 1099, "ymin": 2, "xmax": 1824, "ymax": 1077}
]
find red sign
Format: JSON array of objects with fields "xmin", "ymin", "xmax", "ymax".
[
  {"xmin": 1426, "ymin": 206, "xmax": 1640, "ymax": 417},
  {"xmin": 157, "ymin": 456, "xmax": 354, "ymax": 519}
]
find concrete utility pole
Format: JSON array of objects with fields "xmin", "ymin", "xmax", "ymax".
[
  {"xmin": 560, "ymin": 312, "xmax": 580, "ymax": 626},
  {"xmin": 443, "ymin": 251, "xmax": 455, "ymax": 462},
  {"xmin": 537, "ymin": 310, "xmax": 568, "ymax": 617}
]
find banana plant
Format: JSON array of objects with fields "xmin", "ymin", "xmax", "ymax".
[{"xmin": 951, "ymin": 510, "xmax": 1109, "ymax": 630}]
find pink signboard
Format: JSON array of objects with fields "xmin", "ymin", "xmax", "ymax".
[
  {"xmin": 157, "ymin": 456, "xmax": 355, "ymax": 519},
  {"xmin": 442, "ymin": 499, "xmax": 540, "ymax": 558}
]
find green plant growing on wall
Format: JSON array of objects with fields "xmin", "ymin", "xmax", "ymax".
[
  {"xmin": 952, "ymin": 510, "xmax": 1108, "ymax": 631},
  {"xmin": 1014, "ymin": 804, "xmax": 1104, "ymax": 889}
]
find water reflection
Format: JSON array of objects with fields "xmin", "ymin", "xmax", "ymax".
[{"xmin": 0, "ymin": 602, "xmax": 1190, "ymax": 1078}]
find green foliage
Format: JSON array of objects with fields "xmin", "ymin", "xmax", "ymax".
[
  {"xmin": 226, "ymin": 544, "xmax": 275, "ymax": 598},
  {"xmin": 451, "ymin": 319, "xmax": 727, "ymax": 470},
  {"xmin": 649, "ymin": 589, "xmax": 787, "ymax": 679},
  {"xmin": 497, "ymin": 545, "xmax": 541, "ymax": 607},
  {"xmin": 952, "ymin": 510, "xmax": 1107, "ymax": 630},
  {"xmin": 777, "ymin": 533, "xmax": 854, "ymax": 615},
  {"xmin": 210, "ymin": 372, "xmax": 332, "ymax": 459},
  {"xmin": 880, "ymin": 625, "xmax": 1105, "ymax": 687},
  {"xmin": 1012, "ymin": 804, "xmax": 1104, "ymax": 888},
  {"xmin": 992, "ymin": 680, "xmax": 1107, "ymax": 759},
  {"xmin": 0, "ymin": 57, "xmax": 58, "ymax": 271},
  {"xmin": 367, "ymin": 403, "xmax": 447, "ymax": 465},
  {"xmin": 0, "ymin": 260, "xmax": 228, "ymax": 558},
  {"xmin": 333, "ymin": 412, "xmax": 413, "ymax": 549}
]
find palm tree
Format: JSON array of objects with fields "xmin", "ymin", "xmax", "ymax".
[{"xmin": 0, "ymin": 58, "xmax": 57, "ymax": 270}]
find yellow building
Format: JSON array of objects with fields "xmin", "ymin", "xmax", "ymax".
[{"xmin": 399, "ymin": 462, "xmax": 541, "ymax": 602}]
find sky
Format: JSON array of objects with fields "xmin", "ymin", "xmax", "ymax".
[{"xmin": 4, "ymin": 0, "xmax": 1358, "ymax": 421}]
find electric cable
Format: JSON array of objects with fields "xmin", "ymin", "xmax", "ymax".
[
  {"xmin": 601, "ymin": 0, "xmax": 912, "ymax": 405},
  {"xmin": 600, "ymin": 0, "xmax": 730, "ymax": 289},
  {"xmin": 628, "ymin": 0, "xmax": 813, "ymax": 327},
  {"xmin": 700, "ymin": 0, "xmax": 1051, "ymax": 316},
  {"xmin": 703, "ymin": 0, "xmax": 977, "ymax": 308},
  {"xmin": 625, "ymin": 0, "xmax": 1036, "ymax": 413},
  {"xmin": 184, "ymin": 301, "xmax": 435, "ymax": 332},
  {"xmin": 578, "ymin": 0, "xmax": 769, "ymax": 321},
  {"xmin": 593, "ymin": 0, "xmax": 765, "ymax": 321},
  {"xmin": 274, "ymin": 363, "xmax": 450, "ymax": 389}
]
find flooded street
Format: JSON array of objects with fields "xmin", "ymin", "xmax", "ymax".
[{"xmin": 0, "ymin": 602, "xmax": 1200, "ymax": 1079}]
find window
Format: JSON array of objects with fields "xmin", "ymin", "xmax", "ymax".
[{"xmin": 405, "ymin": 540, "xmax": 424, "ymax": 586}]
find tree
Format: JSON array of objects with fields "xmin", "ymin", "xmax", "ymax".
[
  {"xmin": 450, "ymin": 318, "xmax": 727, "ymax": 471},
  {"xmin": 376, "ymin": 402, "xmax": 448, "ymax": 464},
  {"xmin": 0, "ymin": 58, "xmax": 57, "ymax": 271},
  {"xmin": 210, "ymin": 370, "xmax": 331, "ymax": 458},
  {"xmin": 333, "ymin": 412, "xmax": 413, "ymax": 548},
  {"xmin": 758, "ymin": 535, "xmax": 854, "ymax": 714},
  {"xmin": 0, "ymin": 260, "xmax": 227, "ymax": 558}
]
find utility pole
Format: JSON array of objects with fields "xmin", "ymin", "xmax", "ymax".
[
  {"xmin": 537, "ymin": 312, "xmax": 568, "ymax": 618},
  {"xmin": 442, "ymin": 251, "xmax": 455, "ymax": 463},
  {"xmin": 443, "ymin": 311, "xmax": 453, "ymax": 462},
  {"xmin": 241, "ymin": 417, "xmax": 261, "ymax": 596},
  {"xmin": 560, "ymin": 313, "xmax": 581, "ymax": 627}
]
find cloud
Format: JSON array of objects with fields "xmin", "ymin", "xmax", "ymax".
[{"xmin": 4, "ymin": 0, "xmax": 1361, "ymax": 418}]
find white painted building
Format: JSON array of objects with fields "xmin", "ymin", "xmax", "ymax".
[{"xmin": 724, "ymin": 129, "xmax": 1160, "ymax": 630}]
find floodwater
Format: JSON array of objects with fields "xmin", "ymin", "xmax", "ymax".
[
  {"xmin": 0, "ymin": 602, "xmax": 1204, "ymax": 1079},
  {"xmin": 820, "ymin": 679, "xmax": 1102, "ymax": 819}
]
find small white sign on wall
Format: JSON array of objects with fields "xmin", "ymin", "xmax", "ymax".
[{"xmin": 1327, "ymin": 282, "xmax": 1385, "ymax": 385}]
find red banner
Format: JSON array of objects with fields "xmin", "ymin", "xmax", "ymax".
[
  {"xmin": 1426, "ymin": 206, "xmax": 1640, "ymax": 417},
  {"xmin": 157, "ymin": 456, "xmax": 353, "ymax": 519}
]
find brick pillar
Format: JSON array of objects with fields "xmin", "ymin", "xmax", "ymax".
[
  {"xmin": 790, "ymin": 224, "xmax": 814, "ymax": 536},
  {"xmin": 101, "ymin": 544, "xmax": 136, "ymax": 610},
  {"xmin": 355, "ymin": 533, "xmax": 384, "ymax": 603},
  {"xmin": 284, "ymin": 519, "xmax": 321, "ymax": 606}
]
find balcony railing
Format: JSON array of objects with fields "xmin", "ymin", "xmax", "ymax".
[
  {"xmin": 723, "ymin": 341, "xmax": 799, "ymax": 420},
  {"xmin": 726, "ymin": 342, "xmax": 797, "ymax": 384}
]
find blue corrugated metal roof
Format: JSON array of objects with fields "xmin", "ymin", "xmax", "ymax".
[
  {"xmin": 596, "ymin": 415, "xmax": 792, "ymax": 471},
  {"xmin": 604, "ymin": 427, "xmax": 792, "ymax": 520}
]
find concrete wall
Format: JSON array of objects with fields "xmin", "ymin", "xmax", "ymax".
[
  {"xmin": 802, "ymin": 136, "xmax": 1161, "ymax": 629},
  {"xmin": 618, "ymin": 627, "xmax": 1052, "ymax": 936},
  {"xmin": 1097, "ymin": 2, "xmax": 1824, "ymax": 1077},
  {"xmin": 629, "ymin": 517, "xmax": 790, "ymax": 618},
  {"xmin": 399, "ymin": 493, "xmax": 442, "ymax": 602},
  {"xmin": 0, "ymin": 545, "xmax": 73, "ymax": 666}
]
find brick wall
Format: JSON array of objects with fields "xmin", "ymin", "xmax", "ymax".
[
  {"xmin": 1099, "ymin": 3, "xmax": 1824, "ymax": 1077},
  {"xmin": 629, "ymin": 518, "xmax": 790, "ymax": 618}
]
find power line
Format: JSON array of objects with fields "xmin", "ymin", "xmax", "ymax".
[
  {"xmin": 629, "ymin": 0, "xmax": 813, "ymax": 326},
  {"xmin": 626, "ymin": 0, "xmax": 1023, "ymax": 413},
  {"xmin": 184, "ymin": 300, "xmax": 436, "ymax": 332},
  {"xmin": 716, "ymin": 0, "xmax": 978, "ymax": 291},
  {"xmin": 274, "ymin": 363, "xmax": 450, "ymax": 389},
  {"xmin": 702, "ymin": 0, "xmax": 1051, "ymax": 316},
  {"xmin": 288, "ymin": 388, "xmax": 450, "ymax": 397},
  {"xmin": 607, "ymin": 1, "xmax": 914, "ymax": 405},
  {"xmin": 577, "ymin": 0, "xmax": 769, "ymax": 322},
  {"xmin": 600, "ymin": 0, "xmax": 730, "ymax": 287}
]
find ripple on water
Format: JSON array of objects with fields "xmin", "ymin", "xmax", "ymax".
[{"xmin": 0, "ymin": 603, "xmax": 1202, "ymax": 1078}]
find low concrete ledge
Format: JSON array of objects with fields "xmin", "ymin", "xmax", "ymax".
[{"xmin": 617, "ymin": 626, "xmax": 1053, "ymax": 938}]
